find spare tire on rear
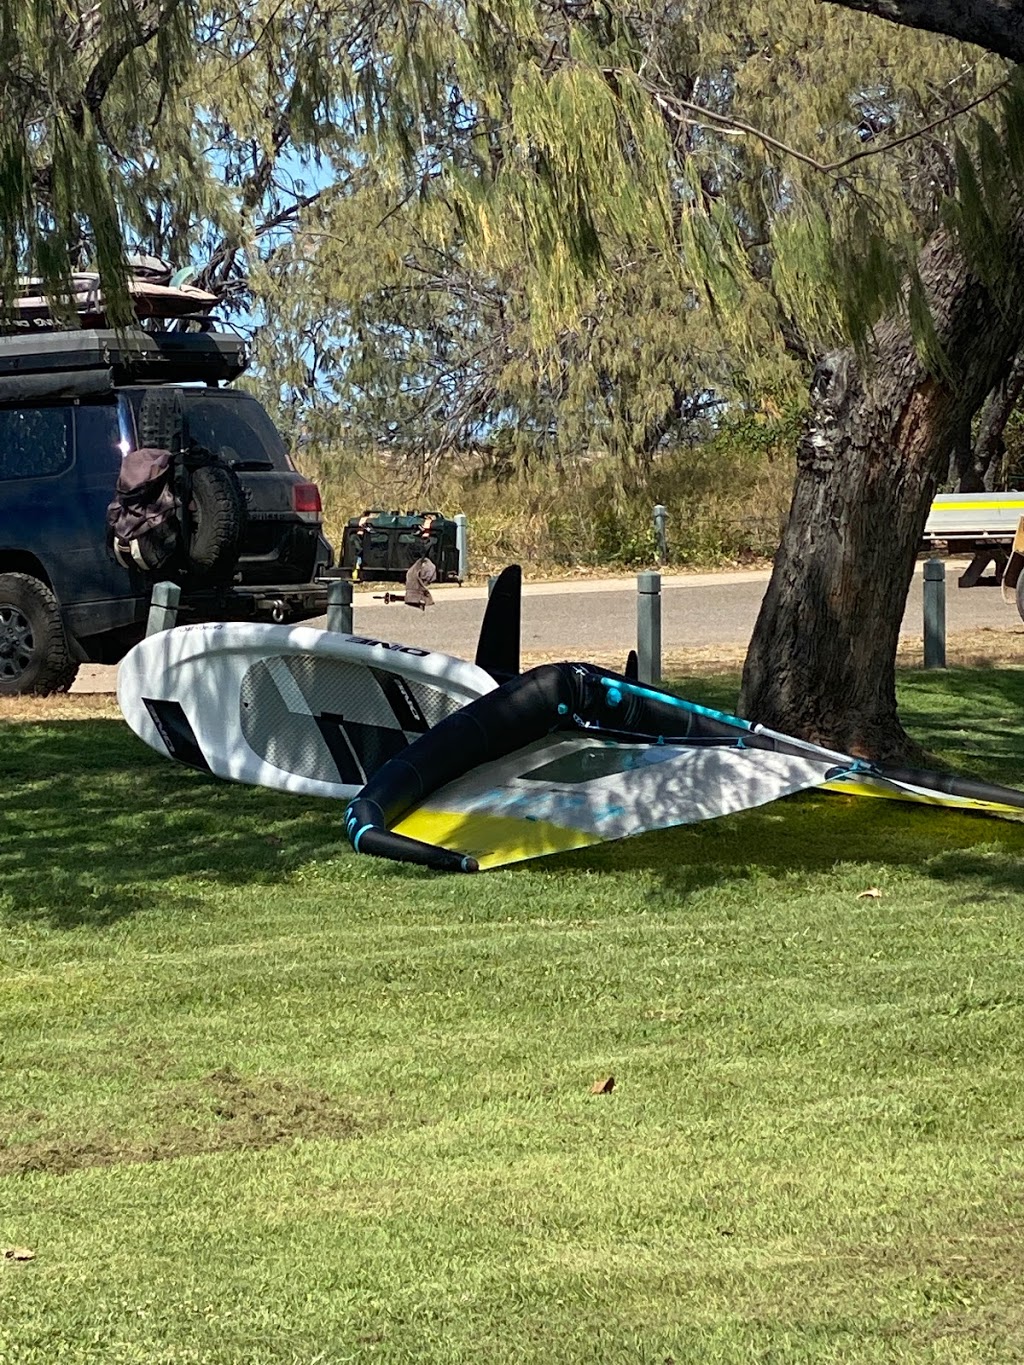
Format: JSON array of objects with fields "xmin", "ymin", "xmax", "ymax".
[{"xmin": 185, "ymin": 461, "xmax": 246, "ymax": 583}]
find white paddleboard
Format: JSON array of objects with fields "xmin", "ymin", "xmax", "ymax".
[{"xmin": 117, "ymin": 621, "xmax": 496, "ymax": 799}]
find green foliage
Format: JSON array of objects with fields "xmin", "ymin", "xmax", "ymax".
[
  {"xmin": 4, "ymin": 0, "xmax": 1022, "ymax": 503},
  {"xmin": 943, "ymin": 70, "xmax": 1024, "ymax": 308},
  {"xmin": 0, "ymin": 0, "xmax": 195, "ymax": 313},
  {"xmin": 300, "ymin": 398, "xmax": 801, "ymax": 573},
  {"xmin": 236, "ymin": 0, "xmax": 1021, "ymax": 489}
]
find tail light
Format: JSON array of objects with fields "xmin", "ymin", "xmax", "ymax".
[{"xmin": 292, "ymin": 482, "xmax": 322, "ymax": 515}]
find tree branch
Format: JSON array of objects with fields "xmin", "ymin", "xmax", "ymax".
[
  {"xmin": 644, "ymin": 77, "xmax": 1010, "ymax": 177},
  {"xmin": 79, "ymin": 0, "xmax": 185, "ymax": 123},
  {"xmin": 822, "ymin": 0, "xmax": 1024, "ymax": 66}
]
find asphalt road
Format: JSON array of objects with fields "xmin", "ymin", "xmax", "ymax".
[
  {"xmin": 330, "ymin": 563, "xmax": 1023, "ymax": 659},
  {"xmin": 71, "ymin": 559, "xmax": 1023, "ymax": 692},
  {"xmin": 322, "ymin": 570, "xmax": 780, "ymax": 660}
]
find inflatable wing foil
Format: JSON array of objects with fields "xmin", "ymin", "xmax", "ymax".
[{"xmin": 344, "ymin": 663, "xmax": 1024, "ymax": 872}]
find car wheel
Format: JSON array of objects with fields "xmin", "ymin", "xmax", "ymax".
[
  {"xmin": 185, "ymin": 462, "xmax": 246, "ymax": 583},
  {"xmin": 0, "ymin": 573, "xmax": 79, "ymax": 696}
]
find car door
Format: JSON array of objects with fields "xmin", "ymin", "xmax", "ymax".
[
  {"xmin": 65, "ymin": 399, "xmax": 143, "ymax": 605},
  {"xmin": 0, "ymin": 403, "xmax": 78, "ymax": 598},
  {"xmin": 0, "ymin": 397, "xmax": 149, "ymax": 633}
]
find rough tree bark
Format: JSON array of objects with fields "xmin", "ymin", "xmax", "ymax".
[
  {"xmin": 947, "ymin": 411, "xmax": 976, "ymax": 490},
  {"xmin": 739, "ymin": 214, "xmax": 1024, "ymax": 760},
  {"xmin": 953, "ymin": 352, "xmax": 1024, "ymax": 490}
]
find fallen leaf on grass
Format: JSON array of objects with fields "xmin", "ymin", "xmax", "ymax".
[
  {"xmin": 4, "ymin": 1248, "xmax": 35, "ymax": 1262},
  {"xmin": 591, "ymin": 1076, "xmax": 615, "ymax": 1094},
  {"xmin": 857, "ymin": 888, "xmax": 883, "ymax": 899}
]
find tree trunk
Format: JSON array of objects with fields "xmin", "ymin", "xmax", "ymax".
[
  {"xmin": 969, "ymin": 351, "xmax": 1024, "ymax": 491},
  {"xmin": 739, "ymin": 218, "xmax": 1024, "ymax": 761},
  {"xmin": 947, "ymin": 410, "xmax": 976, "ymax": 489}
]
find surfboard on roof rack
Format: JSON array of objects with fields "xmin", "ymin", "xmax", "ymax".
[
  {"xmin": 4, "ymin": 255, "xmax": 220, "ymax": 335},
  {"xmin": 5, "ymin": 279, "xmax": 219, "ymax": 334},
  {"xmin": 8, "ymin": 280, "xmax": 218, "ymax": 330}
]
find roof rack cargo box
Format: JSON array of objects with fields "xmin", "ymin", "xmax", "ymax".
[{"xmin": 0, "ymin": 329, "xmax": 248, "ymax": 395}]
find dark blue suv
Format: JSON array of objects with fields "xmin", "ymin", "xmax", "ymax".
[{"xmin": 0, "ymin": 329, "xmax": 333, "ymax": 695}]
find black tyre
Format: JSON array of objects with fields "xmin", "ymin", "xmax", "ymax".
[
  {"xmin": 0, "ymin": 573, "xmax": 79, "ymax": 696},
  {"xmin": 185, "ymin": 462, "xmax": 246, "ymax": 582},
  {"xmin": 1015, "ymin": 569, "xmax": 1024, "ymax": 624},
  {"xmin": 137, "ymin": 389, "xmax": 183, "ymax": 454}
]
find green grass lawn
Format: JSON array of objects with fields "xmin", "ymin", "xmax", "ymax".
[{"xmin": 3, "ymin": 669, "xmax": 1024, "ymax": 1363}]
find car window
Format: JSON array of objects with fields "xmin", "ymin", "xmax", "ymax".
[
  {"xmin": 180, "ymin": 393, "xmax": 290, "ymax": 470},
  {"xmin": 75, "ymin": 404, "xmax": 124, "ymax": 476},
  {"xmin": 0, "ymin": 406, "xmax": 73, "ymax": 481}
]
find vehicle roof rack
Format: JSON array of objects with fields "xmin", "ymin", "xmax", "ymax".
[
  {"xmin": 0, "ymin": 328, "xmax": 248, "ymax": 402},
  {"xmin": 7, "ymin": 265, "xmax": 220, "ymax": 333}
]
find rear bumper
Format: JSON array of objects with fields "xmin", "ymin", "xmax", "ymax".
[
  {"xmin": 182, "ymin": 581, "xmax": 330, "ymax": 624},
  {"xmin": 65, "ymin": 578, "xmax": 332, "ymax": 663},
  {"xmin": 237, "ymin": 524, "xmax": 333, "ymax": 585}
]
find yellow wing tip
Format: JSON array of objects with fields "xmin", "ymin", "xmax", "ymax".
[{"xmin": 394, "ymin": 807, "xmax": 602, "ymax": 869}]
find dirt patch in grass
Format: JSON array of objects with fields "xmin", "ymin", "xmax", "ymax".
[
  {"xmin": 896, "ymin": 627, "xmax": 1024, "ymax": 670},
  {"xmin": 0, "ymin": 1069, "xmax": 360, "ymax": 1176},
  {"xmin": 0, "ymin": 695, "xmax": 121, "ymax": 724},
  {"xmin": 519, "ymin": 645, "xmax": 749, "ymax": 675}
]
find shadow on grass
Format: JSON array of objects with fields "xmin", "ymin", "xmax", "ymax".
[
  {"xmin": 893, "ymin": 668, "xmax": 1024, "ymax": 785},
  {"xmin": 671, "ymin": 666, "xmax": 1024, "ymax": 778},
  {"xmin": 547, "ymin": 790, "xmax": 1024, "ymax": 903},
  {"xmin": 670, "ymin": 665, "xmax": 1024, "ymax": 785},
  {"xmin": 0, "ymin": 719, "xmax": 345, "ymax": 930},
  {"xmin": 4, "ymin": 665, "xmax": 1024, "ymax": 929},
  {"xmin": 537, "ymin": 666, "xmax": 1024, "ymax": 895}
]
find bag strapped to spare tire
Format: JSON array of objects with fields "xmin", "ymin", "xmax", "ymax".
[
  {"xmin": 106, "ymin": 443, "xmax": 245, "ymax": 580},
  {"xmin": 107, "ymin": 447, "xmax": 181, "ymax": 572}
]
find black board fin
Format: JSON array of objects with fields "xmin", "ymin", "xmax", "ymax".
[
  {"xmin": 475, "ymin": 564, "xmax": 521, "ymax": 682},
  {"xmin": 624, "ymin": 649, "xmax": 639, "ymax": 681}
]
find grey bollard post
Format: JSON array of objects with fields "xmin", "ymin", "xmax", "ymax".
[
  {"xmin": 637, "ymin": 572, "xmax": 662, "ymax": 684},
  {"xmin": 146, "ymin": 581, "xmax": 181, "ymax": 636},
  {"xmin": 923, "ymin": 558, "xmax": 946, "ymax": 668},
  {"xmin": 487, "ymin": 574, "xmax": 498, "ymax": 598},
  {"xmin": 455, "ymin": 513, "xmax": 469, "ymax": 582},
  {"xmin": 327, "ymin": 578, "xmax": 354, "ymax": 634},
  {"xmin": 653, "ymin": 504, "xmax": 669, "ymax": 565}
]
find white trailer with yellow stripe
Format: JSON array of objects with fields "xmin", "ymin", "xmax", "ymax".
[{"xmin": 923, "ymin": 490, "xmax": 1024, "ymax": 617}]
